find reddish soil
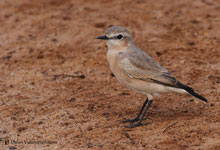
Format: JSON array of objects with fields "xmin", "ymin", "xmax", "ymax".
[{"xmin": 0, "ymin": 0, "xmax": 219, "ymax": 149}]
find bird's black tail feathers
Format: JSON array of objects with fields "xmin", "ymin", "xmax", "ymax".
[{"xmin": 176, "ymin": 81, "xmax": 207, "ymax": 102}]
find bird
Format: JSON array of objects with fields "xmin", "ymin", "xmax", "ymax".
[{"xmin": 96, "ymin": 26, "xmax": 207, "ymax": 128}]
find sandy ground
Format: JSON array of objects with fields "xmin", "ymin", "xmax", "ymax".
[{"xmin": 0, "ymin": 0, "xmax": 220, "ymax": 149}]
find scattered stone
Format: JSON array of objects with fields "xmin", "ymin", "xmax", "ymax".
[
  {"xmin": 87, "ymin": 143, "xmax": 93, "ymax": 148},
  {"xmin": 51, "ymin": 38, "xmax": 58, "ymax": 43},
  {"xmin": 1, "ymin": 55, "xmax": 12, "ymax": 60},
  {"xmin": 121, "ymin": 92, "xmax": 130, "ymax": 95},
  {"xmin": 183, "ymin": 110, "xmax": 188, "ymax": 113},
  {"xmin": 18, "ymin": 127, "xmax": 26, "ymax": 132},
  {"xmin": 4, "ymin": 14, "xmax": 12, "ymax": 18},
  {"xmin": 68, "ymin": 97, "xmax": 76, "ymax": 102},
  {"xmin": 98, "ymin": 144, "xmax": 104, "ymax": 148},
  {"xmin": 191, "ymin": 19, "xmax": 200, "ymax": 24},
  {"xmin": 189, "ymin": 99, "xmax": 194, "ymax": 102},
  {"xmin": 62, "ymin": 16, "xmax": 71, "ymax": 20},
  {"xmin": 94, "ymin": 22, "xmax": 106, "ymax": 28},
  {"xmin": 88, "ymin": 104, "xmax": 95, "ymax": 111},
  {"xmin": 11, "ymin": 117, "xmax": 16, "ymax": 120},
  {"xmin": 87, "ymin": 126, "xmax": 92, "ymax": 131},
  {"xmin": 64, "ymin": 122, "xmax": 70, "ymax": 126},
  {"xmin": 156, "ymin": 51, "xmax": 162, "ymax": 56},
  {"xmin": 110, "ymin": 72, "xmax": 115, "ymax": 77},
  {"xmin": 188, "ymin": 41, "xmax": 195, "ymax": 46},
  {"xmin": 78, "ymin": 75, "xmax": 86, "ymax": 79},
  {"xmin": 69, "ymin": 115, "xmax": 74, "ymax": 119},
  {"xmin": 9, "ymin": 146, "xmax": 17, "ymax": 150},
  {"xmin": 38, "ymin": 121, "xmax": 43, "ymax": 124},
  {"xmin": 103, "ymin": 112, "xmax": 110, "ymax": 117},
  {"xmin": 37, "ymin": 54, "xmax": 44, "ymax": 59}
]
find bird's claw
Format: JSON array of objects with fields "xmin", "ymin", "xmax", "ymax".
[{"xmin": 123, "ymin": 122, "xmax": 151, "ymax": 128}]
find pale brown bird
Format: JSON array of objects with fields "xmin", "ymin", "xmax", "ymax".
[{"xmin": 97, "ymin": 26, "xmax": 207, "ymax": 128}]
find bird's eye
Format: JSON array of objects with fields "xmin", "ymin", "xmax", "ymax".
[{"xmin": 117, "ymin": 34, "xmax": 123, "ymax": 40}]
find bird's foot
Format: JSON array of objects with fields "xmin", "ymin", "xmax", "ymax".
[
  {"xmin": 121, "ymin": 117, "xmax": 146, "ymax": 123},
  {"xmin": 123, "ymin": 121, "xmax": 151, "ymax": 128},
  {"xmin": 121, "ymin": 117, "xmax": 139, "ymax": 123}
]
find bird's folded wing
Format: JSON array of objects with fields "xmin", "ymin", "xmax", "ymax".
[{"xmin": 118, "ymin": 52, "xmax": 178, "ymax": 87}]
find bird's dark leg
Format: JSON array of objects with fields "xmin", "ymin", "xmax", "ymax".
[
  {"xmin": 128, "ymin": 100, "xmax": 153, "ymax": 128},
  {"xmin": 121, "ymin": 98, "xmax": 148, "ymax": 123}
]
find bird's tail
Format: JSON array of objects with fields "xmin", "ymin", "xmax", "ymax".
[{"xmin": 176, "ymin": 81, "xmax": 207, "ymax": 102}]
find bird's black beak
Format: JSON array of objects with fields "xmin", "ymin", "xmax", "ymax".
[{"xmin": 96, "ymin": 35, "xmax": 108, "ymax": 40}]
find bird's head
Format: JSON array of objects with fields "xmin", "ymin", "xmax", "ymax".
[{"xmin": 96, "ymin": 26, "xmax": 133, "ymax": 51}]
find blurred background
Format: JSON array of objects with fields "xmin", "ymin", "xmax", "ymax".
[{"xmin": 0, "ymin": 0, "xmax": 219, "ymax": 149}]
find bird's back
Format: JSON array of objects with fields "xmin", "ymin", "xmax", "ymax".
[{"xmin": 120, "ymin": 44, "xmax": 177, "ymax": 87}]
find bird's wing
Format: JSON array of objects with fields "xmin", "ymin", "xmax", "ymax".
[
  {"xmin": 118, "ymin": 48, "xmax": 208, "ymax": 103},
  {"xmin": 118, "ymin": 49, "xmax": 178, "ymax": 87}
]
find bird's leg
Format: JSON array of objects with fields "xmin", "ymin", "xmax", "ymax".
[
  {"xmin": 121, "ymin": 98, "xmax": 148, "ymax": 123},
  {"xmin": 128, "ymin": 100, "xmax": 153, "ymax": 128}
]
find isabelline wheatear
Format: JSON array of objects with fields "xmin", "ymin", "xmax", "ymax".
[{"xmin": 96, "ymin": 26, "xmax": 207, "ymax": 128}]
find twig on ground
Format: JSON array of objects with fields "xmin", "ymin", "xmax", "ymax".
[
  {"xmin": 124, "ymin": 132, "xmax": 135, "ymax": 144},
  {"xmin": 163, "ymin": 121, "xmax": 178, "ymax": 133},
  {"xmin": 53, "ymin": 74, "xmax": 85, "ymax": 80}
]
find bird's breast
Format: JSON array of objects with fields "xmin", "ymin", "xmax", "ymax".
[{"xmin": 107, "ymin": 50, "xmax": 132, "ymax": 84}]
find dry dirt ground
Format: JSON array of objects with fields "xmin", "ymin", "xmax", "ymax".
[{"xmin": 0, "ymin": 0, "xmax": 220, "ymax": 150}]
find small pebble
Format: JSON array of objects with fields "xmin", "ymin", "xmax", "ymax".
[
  {"xmin": 183, "ymin": 110, "xmax": 188, "ymax": 113},
  {"xmin": 121, "ymin": 92, "xmax": 130, "ymax": 95},
  {"xmin": 87, "ymin": 143, "xmax": 93, "ymax": 148},
  {"xmin": 210, "ymin": 103, "xmax": 214, "ymax": 107},
  {"xmin": 110, "ymin": 73, "xmax": 115, "ymax": 77},
  {"xmin": 9, "ymin": 146, "xmax": 17, "ymax": 150},
  {"xmin": 188, "ymin": 41, "xmax": 195, "ymax": 46},
  {"xmin": 189, "ymin": 99, "xmax": 194, "ymax": 102},
  {"xmin": 51, "ymin": 38, "xmax": 57, "ymax": 43},
  {"xmin": 18, "ymin": 127, "xmax": 26, "ymax": 132},
  {"xmin": 69, "ymin": 115, "xmax": 74, "ymax": 119},
  {"xmin": 68, "ymin": 97, "xmax": 76, "ymax": 102},
  {"xmin": 38, "ymin": 121, "xmax": 43, "ymax": 124}
]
